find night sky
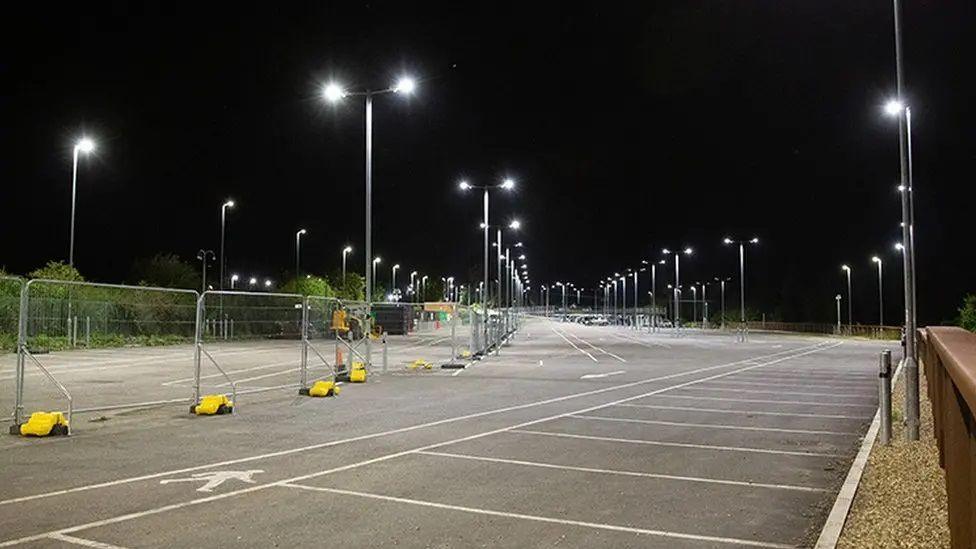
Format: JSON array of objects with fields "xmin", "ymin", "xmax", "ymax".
[{"xmin": 2, "ymin": 2, "xmax": 974, "ymax": 325}]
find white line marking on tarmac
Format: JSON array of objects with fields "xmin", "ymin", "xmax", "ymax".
[
  {"xmin": 681, "ymin": 386, "xmax": 866, "ymax": 398},
  {"xmin": 648, "ymin": 394, "xmax": 876, "ymax": 408},
  {"xmin": 562, "ymin": 330, "xmax": 628, "ymax": 362},
  {"xmin": 47, "ymin": 533, "xmax": 129, "ymax": 549},
  {"xmin": 161, "ymin": 360, "xmax": 297, "ymax": 386},
  {"xmin": 0, "ymin": 340, "xmax": 837, "ymax": 529},
  {"xmin": 609, "ymin": 332, "xmax": 670, "ymax": 349},
  {"xmin": 615, "ymin": 403, "xmax": 872, "ymax": 420},
  {"xmin": 580, "ymin": 370, "xmax": 626, "ymax": 380},
  {"xmin": 511, "ymin": 429, "xmax": 844, "ymax": 458},
  {"xmin": 549, "ymin": 326, "xmax": 599, "ymax": 362},
  {"xmin": 279, "ymin": 483, "xmax": 795, "ymax": 548},
  {"xmin": 569, "ymin": 414, "xmax": 858, "ymax": 436},
  {"xmin": 705, "ymin": 380, "xmax": 875, "ymax": 390},
  {"xmin": 416, "ymin": 450, "xmax": 826, "ymax": 492}
]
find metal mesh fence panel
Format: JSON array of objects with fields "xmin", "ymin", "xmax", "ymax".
[
  {"xmin": 195, "ymin": 290, "xmax": 304, "ymax": 400},
  {"xmin": 1, "ymin": 277, "xmax": 23, "ymax": 420},
  {"xmin": 10, "ymin": 280, "xmax": 198, "ymax": 423}
]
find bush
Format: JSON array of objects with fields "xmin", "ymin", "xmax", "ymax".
[{"xmin": 959, "ymin": 294, "xmax": 976, "ymax": 333}]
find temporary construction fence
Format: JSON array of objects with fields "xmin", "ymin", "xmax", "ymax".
[
  {"xmin": 7, "ymin": 279, "xmax": 199, "ymax": 427},
  {"xmin": 5, "ymin": 281, "xmax": 524, "ymax": 432}
]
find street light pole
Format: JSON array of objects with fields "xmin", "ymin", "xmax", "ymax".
[
  {"xmin": 295, "ymin": 229, "xmax": 306, "ymax": 279},
  {"xmin": 68, "ymin": 138, "xmax": 95, "ymax": 267},
  {"xmin": 392, "ymin": 264, "xmax": 400, "ymax": 299},
  {"xmin": 842, "ymin": 265, "xmax": 853, "ymax": 332},
  {"xmin": 891, "ymin": 0, "xmax": 919, "ymax": 441},
  {"xmin": 372, "ymin": 257, "xmax": 381, "ymax": 294},
  {"xmin": 220, "ymin": 200, "xmax": 234, "ymax": 292},
  {"xmin": 322, "ymin": 76, "xmax": 416, "ymax": 350},
  {"xmin": 341, "ymin": 246, "xmax": 353, "ymax": 284},
  {"xmin": 197, "ymin": 250, "xmax": 215, "ymax": 292},
  {"xmin": 872, "ymin": 257, "xmax": 884, "ymax": 326},
  {"xmin": 835, "ymin": 294, "xmax": 842, "ymax": 334}
]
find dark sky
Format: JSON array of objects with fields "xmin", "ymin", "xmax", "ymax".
[{"xmin": 2, "ymin": 1, "xmax": 974, "ymax": 324}]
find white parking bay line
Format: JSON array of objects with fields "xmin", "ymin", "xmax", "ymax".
[
  {"xmin": 704, "ymin": 380, "xmax": 875, "ymax": 391},
  {"xmin": 416, "ymin": 450, "xmax": 826, "ymax": 492},
  {"xmin": 615, "ymin": 403, "xmax": 871, "ymax": 420},
  {"xmin": 47, "ymin": 533, "xmax": 129, "ymax": 549},
  {"xmin": 549, "ymin": 326, "xmax": 598, "ymax": 362},
  {"xmin": 280, "ymin": 483, "xmax": 795, "ymax": 548},
  {"xmin": 568, "ymin": 414, "xmax": 859, "ymax": 436},
  {"xmin": 580, "ymin": 370, "xmax": 625, "ymax": 380},
  {"xmin": 563, "ymin": 330, "xmax": 627, "ymax": 362},
  {"xmin": 680, "ymin": 386, "xmax": 866, "ymax": 398},
  {"xmin": 650, "ymin": 394, "xmax": 877, "ymax": 409},
  {"xmin": 511, "ymin": 429, "xmax": 844, "ymax": 458}
]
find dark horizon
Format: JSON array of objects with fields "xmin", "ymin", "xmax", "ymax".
[{"xmin": 2, "ymin": 2, "xmax": 974, "ymax": 325}]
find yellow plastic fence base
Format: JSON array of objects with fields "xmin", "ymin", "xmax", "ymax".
[
  {"xmin": 409, "ymin": 359, "xmax": 433, "ymax": 370},
  {"xmin": 190, "ymin": 394, "xmax": 234, "ymax": 415},
  {"xmin": 18, "ymin": 412, "xmax": 69, "ymax": 437},
  {"xmin": 349, "ymin": 366, "xmax": 367, "ymax": 383},
  {"xmin": 308, "ymin": 380, "xmax": 339, "ymax": 397}
]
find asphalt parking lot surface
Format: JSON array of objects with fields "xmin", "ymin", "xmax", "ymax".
[{"xmin": 0, "ymin": 317, "xmax": 890, "ymax": 548}]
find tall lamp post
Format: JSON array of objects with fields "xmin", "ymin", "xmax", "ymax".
[
  {"xmin": 372, "ymin": 257, "xmax": 382, "ymax": 293},
  {"xmin": 841, "ymin": 264, "xmax": 853, "ymax": 332},
  {"xmin": 68, "ymin": 137, "xmax": 96, "ymax": 267},
  {"xmin": 341, "ymin": 245, "xmax": 353, "ymax": 284},
  {"xmin": 835, "ymin": 294, "xmax": 843, "ymax": 334},
  {"xmin": 219, "ymin": 200, "xmax": 235, "ymax": 292},
  {"xmin": 460, "ymin": 178, "xmax": 516, "ymax": 344},
  {"xmin": 723, "ymin": 237, "xmax": 759, "ymax": 332},
  {"xmin": 391, "ymin": 264, "xmax": 400, "ymax": 299},
  {"xmin": 715, "ymin": 277, "xmax": 732, "ymax": 330},
  {"xmin": 322, "ymin": 76, "xmax": 416, "ymax": 333},
  {"xmin": 662, "ymin": 247, "xmax": 693, "ymax": 329},
  {"xmin": 197, "ymin": 250, "xmax": 215, "ymax": 292},
  {"xmin": 872, "ymin": 256, "xmax": 884, "ymax": 326},
  {"xmin": 295, "ymin": 229, "xmax": 307, "ymax": 279},
  {"xmin": 230, "ymin": 274, "xmax": 239, "ymax": 290},
  {"xmin": 409, "ymin": 271, "xmax": 417, "ymax": 302},
  {"xmin": 887, "ymin": 0, "xmax": 920, "ymax": 440}
]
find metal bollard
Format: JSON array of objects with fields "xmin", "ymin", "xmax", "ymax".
[
  {"xmin": 879, "ymin": 349, "xmax": 892, "ymax": 445},
  {"xmin": 85, "ymin": 316, "xmax": 91, "ymax": 347}
]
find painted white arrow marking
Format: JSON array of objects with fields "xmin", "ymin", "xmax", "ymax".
[
  {"xmin": 580, "ymin": 370, "xmax": 626, "ymax": 380},
  {"xmin": 160, "ymin": 470, "xmax": 264, "ymax": 492}
]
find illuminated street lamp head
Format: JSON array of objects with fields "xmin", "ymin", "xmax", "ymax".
[
  {"xmin": 249, "ymin": 277, "xmax": 257, "ymax": 285},
  {"xmin": 264, "ymin": 279, "xmax": 272, "ymax": 287},
  {"xmin": 410, "ymin": 270, "xmax": 417, "ymax": 276},
  {"xmin": 224, "ymin": 199, "xmax": 235, "ymax": 208},
  {"xmin": 658, "ymin": 259, "xmax": 665, "ymax": 265},
  {"xmin": 662, "ymin": 248, "xmax": 670, "ymax": 255},
  {"xmin": 750, "ymin": 237, "xmax": 759, "ymax": 244},
  {"xmin": 479, "ymin": 222, "xmax": 488, "ymax": 229},
  {"xmin": 514, "ymin": 242, "xmax": 523, "ymax": 247},
  {"xmin": 297, "ymin": 229, "xmax": 307, "ymax": 236},
  {"xmin": 373, "ymin": 257, "xmax": 382, "ymax": 264},
  {"xmin": 393, "ymin": 264, "xmax": 400, "ymax": 270},
  {"xmin": 518, "ymin": 254, "xmax": 526, "ymax": 260},
  {"xmin": 894, "ymin": 242, "xmax": 904, "ymax": 251},
  {"xmin": 323, "ymin": 82, "xmax": 345, "ymax": 102},
  {"xmin": 231, "ymin": 274, "xmax": 239, "ymax": 282},
  {"xmin": 841, "ymin": 264, "xmax": 851, "ymax": 272},
  {"xmin": 723, "ymin": 238, "xmax": 732, "ymax": 245},
  {"xmin": 836, "ymin": 294, "xmax": 842, "ymax": 301},
  {"xmin": 458, "ymin": 181, "xmax": 471, "ymax": 191},
  {"xmin": 393, "ymin": 76, "xmax": 416, "ymax": 94},
  {"xmin": 872, "ymin": 256, "xmax": 881, "ymax": 264},
  {"xmin": 508, "ymin": 220, "xmax": 521, "ymax": 230},
  {"xmin": 76, "ymin": 138, "xmax": 95, "ymax": 153},
  {"xmin": 343, "ymin": 245, "xmax": 353, "ymax": 253},
  {"xmin": 884, "ymin": 99, "xmax": 904, "ymax": 116},
  {"xmin": 501, "ymin": 178, "xmax": 515, "ymax": 190},
  {"xmin": 684, "ymin": 247, "xmax": 693, "ymax": 255}
]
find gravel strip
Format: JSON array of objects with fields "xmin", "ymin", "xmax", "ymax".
[{"xmin": 836, "ymin": 369, "xmax": 950, "ymax": 548}]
